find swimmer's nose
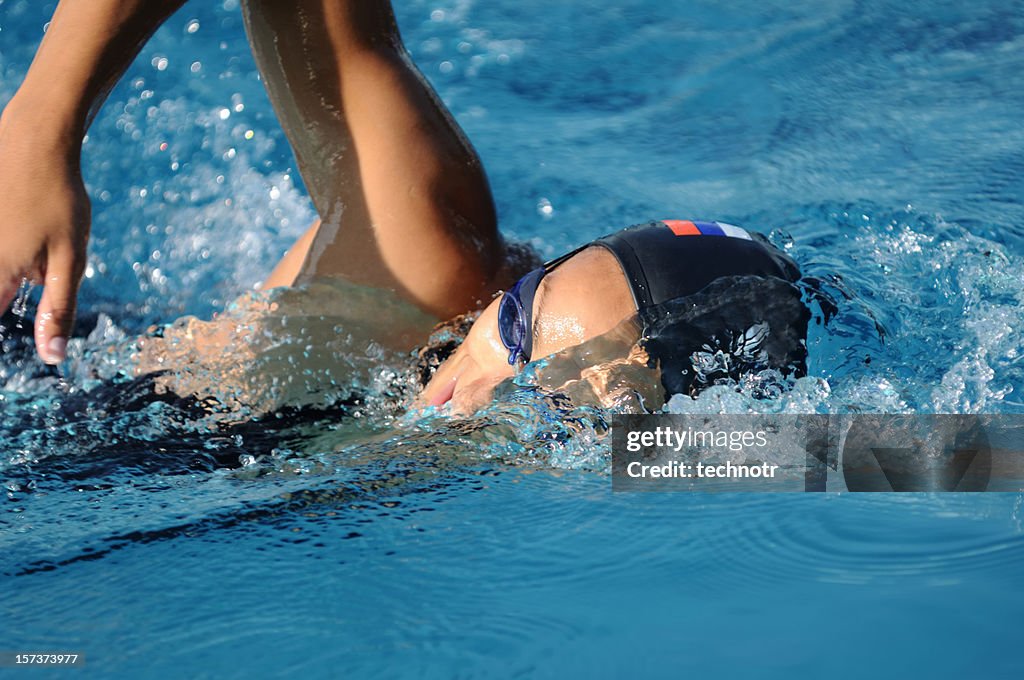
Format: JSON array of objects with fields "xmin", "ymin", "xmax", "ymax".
[{"xmin": 429, "ymin": 376, "xmax": 457, "ymax": 407}]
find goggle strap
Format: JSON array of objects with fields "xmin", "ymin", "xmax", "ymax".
[{"xmin": 513, "ymin": 267, "xmax": 546, "ymax": 364}]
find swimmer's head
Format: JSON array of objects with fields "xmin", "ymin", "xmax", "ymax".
[
  {"xmin": 417, "ymin": 220, "xmax": 805, "ymax": 415},
  {"xmin": 418, "ymin": 245, "xmax": 636, "ymax": 415}
]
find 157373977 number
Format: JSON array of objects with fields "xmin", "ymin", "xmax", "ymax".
[{"xmin": 0, "ymin": 652, "xmax": 85, "ymax": 667}]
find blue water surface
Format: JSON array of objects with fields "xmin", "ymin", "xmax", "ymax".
[{"xmin": 2, "ymin": 0, "xmax": 1024, "ymax": 677}]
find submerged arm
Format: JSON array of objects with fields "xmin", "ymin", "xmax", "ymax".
[{"xmin": 0, "ymin": 0, "xmax": 187, "ymax": 363}]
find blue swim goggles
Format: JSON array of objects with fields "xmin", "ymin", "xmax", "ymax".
[{"xmin": 497, "ymin": 246, "xmax": 585, "ymax": 366}]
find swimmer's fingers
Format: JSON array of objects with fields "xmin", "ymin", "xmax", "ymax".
[{"xmin": 34, "ymin": 246, "xmax": 84, "ymax": 365}]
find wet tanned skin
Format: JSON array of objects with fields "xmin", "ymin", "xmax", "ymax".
[
  {"xmin": 418, "ymin": 247, "xmax": 636, "ymax": 415},
  {"xmin": 0, "ymin": 0, "xmax": 511, "ymax": 361},
  {"xmin": 244, "ymin": 0, "xmax": 511, "ymax": 318}
]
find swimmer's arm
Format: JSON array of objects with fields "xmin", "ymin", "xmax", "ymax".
[
  {"xmin": 5, "ymin": 0, "xmax": 187, "ymax": 137},
  {"xmin": 0, "ymin": 0, "xmax": 187, "ymax": 363}
]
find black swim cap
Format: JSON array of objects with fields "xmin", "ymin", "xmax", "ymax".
[
  {"xmin": 587, "ymin": 220, "xmax": 808, "ymax": 399},
  {"xmin": 591, "ymin": 220, "xmax": 801, "ymax": 309}
]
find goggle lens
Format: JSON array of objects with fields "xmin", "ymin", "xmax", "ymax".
[{"xmin": 497, "ymin": 292, "xmax": 524, "ymax": 365}]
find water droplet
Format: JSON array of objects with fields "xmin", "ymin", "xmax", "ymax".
[
  {"xmin": 537, "ymin": 197, "xmax": 554, "ymax": 218},
  {"xmin": 12, "ymin": 279, "xmax": 34, "ymax": 318}
]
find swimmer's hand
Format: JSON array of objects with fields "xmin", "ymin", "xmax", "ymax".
[
  {"xmin": 0, "ymin": 0, "xmax": 189, "ymax": 364},
  {"xmin": 0, "ymin": 101, "xmax": 90, "ymax": 364}
]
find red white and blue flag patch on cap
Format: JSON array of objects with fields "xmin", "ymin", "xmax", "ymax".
[{"xmin": 662, "ymin": 219, "xmax": 752, "ymax": 240}]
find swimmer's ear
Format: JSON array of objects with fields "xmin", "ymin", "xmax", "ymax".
[{"xmin": 34, "ymin": 245, "xmax": 84, "ymax": 365}]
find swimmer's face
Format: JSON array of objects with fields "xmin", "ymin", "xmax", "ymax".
[{"xmin": 418, "ymin": 247, "xmax": 636, "ymax": 415}]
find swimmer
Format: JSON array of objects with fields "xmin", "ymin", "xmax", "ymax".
[
  {"xmin": 417, "ymin": 220, "xmax": 807, "ymax": 413},
  {"xmin": 0, "ymin": 0, "xmax": 809, "ymax": 414}
]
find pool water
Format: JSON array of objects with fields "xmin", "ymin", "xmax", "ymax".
[{"xmin": 3, "ymin": 0, "xmax": 1024, "ymax": 677}]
